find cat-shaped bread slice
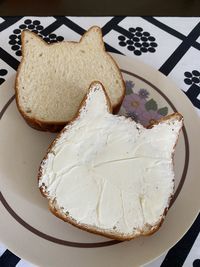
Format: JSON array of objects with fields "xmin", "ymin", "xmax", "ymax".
[
  {"xmin": 38, "ymin": 82, "xmax": 183, "ymax": 241},
  {"xmin": 15, "ymin": 26, "xmax": 125, "ymax": 132}
]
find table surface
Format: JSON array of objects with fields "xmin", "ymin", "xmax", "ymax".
[{"xmin": 0, "ymin": 16, "xmax": 199, "ymax": 267}]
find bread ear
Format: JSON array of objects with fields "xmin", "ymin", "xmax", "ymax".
[
  {"xmin": 149, "ymin": 113, "xmax": 183, "ymax": 130},
  {"xmin": 80, "ymin": 26, "xmax": 105, "ymax": 50},
  {"xmin": 79, "ymin": 82, "xmax": 112, "ymax": 118},
  {"xmin": 148, "ymin": 113, "xmax": 183, "ymax": 147},
  {"xmin": 21, "ymin": 30, "xmax": 46, "ymax": 56}
]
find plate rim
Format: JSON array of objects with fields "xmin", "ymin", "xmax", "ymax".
[{"xmin": 0, "ymin": 53, "xmax": 200, "ymax": 267}]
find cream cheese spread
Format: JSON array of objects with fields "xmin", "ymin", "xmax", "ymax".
[{"xmin": 39, "ymin": 84, "xmax": 182, "ymax": 235}]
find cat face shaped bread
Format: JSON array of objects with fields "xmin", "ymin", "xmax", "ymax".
[
  {"xmin": 15, "ymin": 26, "xmax": 125, "ymax": 132},
  {"xmin": 38, "ymin": 82, "xmax": 183, "ymax": 241}
]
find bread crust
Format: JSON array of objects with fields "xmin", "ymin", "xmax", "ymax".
[
  {"xmin": 48, "ymin": 200, "xmax": 166, "ymax": 241},
  {"xmin": 147, "ymin": 112, "xmax": 183, "ymax": 129},
  {"xmin": 15, "ymin": 27, "xmax": 125, "ymax": 132},
  {"xmin": 38, "ymin": 83, "xmax": 183, "ymax": 241}
]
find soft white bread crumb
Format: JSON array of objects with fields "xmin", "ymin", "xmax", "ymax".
[{"xmin": 15, "ymin": 27, "xmax": 125, "ymax": 131}]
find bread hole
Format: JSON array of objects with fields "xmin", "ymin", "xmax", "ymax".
[
  {"xmin": 25, "ymin": 40, "xmax": 29, "ymax": 43},
  {"xmin": 39, "ymin": 53, "xmax": 43, "ymax": 57},
  {"xmin": 80, "ymin": 50, "xmax": 85, "ymax": 53},
  {"xmin": 65, "ymin": 211, "xmax": 69, "ymax": 216},
  {"xmin": 26, "ymin": 108, "xmax": 32, "ymax": 113},
  {"xmin": 100, "ymin": 65, "xmax": 103, "ymax": 69},
  {"xmin": 116, "ymin": 80, "xmax": 119, "ymax": 84},
  {"xmin": 113, "ymin": 226, "xmax": 117, "ymax": 230}
]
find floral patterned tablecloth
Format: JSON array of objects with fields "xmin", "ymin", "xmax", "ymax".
[{"xmin": 0, "ymin": 16, "xmax": 200, "ymax": 267}]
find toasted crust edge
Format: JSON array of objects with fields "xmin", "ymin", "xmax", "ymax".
[
  {"xmin": 15, "ymin": 26, "xmax": 125, "ymax": 132},
  {"xmin": 147, "ymin": 112, "xmax": 183, "ymax": 129},
  {"xmin": 38, "ymin": 83, "xmax": 183, "ymax": 240},
  {"xmin": 48, "ymin": 200, "xmax": 168, "ymax": 241}
]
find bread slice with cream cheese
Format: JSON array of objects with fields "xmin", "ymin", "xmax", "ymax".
[{"xmin": 38, "ymin": 82, "xmax": 183, "ymax": 240}]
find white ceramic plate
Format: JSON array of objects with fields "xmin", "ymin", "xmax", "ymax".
[{"xmin": 0, "ymin": 54, "xmax": 199, "ymax": 267}]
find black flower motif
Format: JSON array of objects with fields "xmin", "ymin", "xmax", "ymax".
[
  {"xmin": 193, "ymin": 259, "xmax": 200, "ymax": 267},
  {"xmin": 184, "ymin": 70, "xmax": 200, "ymax": 85},
  {"xmin": 118, "ymin": 27, "xmax": 157, "ymax": 56},
  {"xmin": 8, "ymin": 19, "xmax": 64, "ymax": 57},
  {"xmin": 184, "ymin": 69, "xmax": 200, "ymax": 109},
  {"xmin": 0, "ymin": 69, "xmax": 8, "ymax": 85}
]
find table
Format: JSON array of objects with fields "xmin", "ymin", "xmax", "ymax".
[{"xmin": 0, "ymin": 16, "xmax": 199, "ymax": 267}]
